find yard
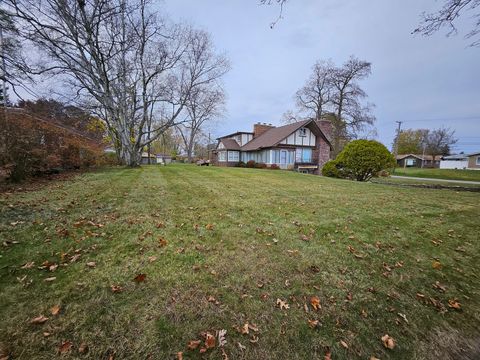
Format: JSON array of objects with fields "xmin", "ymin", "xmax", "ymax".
[
  {"xmin": 393, "ymin": 167, "xmax": 480, "ymax": 182},
  {"xmin": 1, "ymin": 165, "xmax": 479, "ymax": 359}
]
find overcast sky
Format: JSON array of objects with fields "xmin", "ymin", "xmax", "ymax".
[{"xmin": 162, "ymin": 0, "xmax": 480, "ymax": 153}]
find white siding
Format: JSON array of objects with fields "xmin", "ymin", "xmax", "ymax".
[
  {"xmin": 279, "ymin": 127, "xmax": 315, "ymax": 146},
  {"xmin": 241, "ymin": 133, "xmax": 253, "ymax": 146},
  {"xmin": 218, "ymin": 142, "xmax": 225, "ymax": 149},
  {"xmin": 440, "ymin": 160, "xmax": 468, "ymax": 169}
]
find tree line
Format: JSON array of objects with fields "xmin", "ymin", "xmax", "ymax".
[{"xmin": 0, "ymin": 0, "xmax": 229, "ymax": 172}]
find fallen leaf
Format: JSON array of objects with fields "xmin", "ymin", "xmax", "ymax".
[
  {"xmin": 237, "ymin": 342, "xmax": 246, "ymax": 351},
  {"xmin": 58, "ymin": 341, "xmax": 73, "ymax": 354},
  {"xmin": 218, "ymin": 329, "xmax": 227, "ymax": 347},
  {"xmin": 432, "ymin": 261, "xmax": 442, "ymax": 270},
  {"xmin": 44, "ymin": 277, "xmax": 57, "ymax": 282},
  {"xmin": 308, "ymin": 319, "xmax": 319, "ymax": 328},
  {"xmin": 249, "ymin": 335, "xmax": 259, "ymax": 343},
  {"xmin": 370, "ymin": 357, "xmax": 380, "ymax": 360},
  {"xmin": 324, "ymin": 351, "xmax": 332, "ymax": 360},
  {"xmin": 158, "ymin": 238, "xmax": 168, "ymax": 247},
  {"xmin": 21, "ymin": 261, "xmax": 35, "ymax": 269},
  {"xmin": 276, "ymin": 298, "xmax": 289, "ymax": 310},
  {"xmin": 148, "ymin": 256, "xmax": 157, "ymax": 263},
  {"xmin": 187, "ymin": 340, "xmax": 201, "ymax": 350},
  {"xmin": 30, "ymin": 315, "xmax": 48, "ymax": 324},
  {"xmin": 340, "ymin": 340, "xmax": 348, "ymax": 349},
  {"xmin": 205, "ymin": 223, "xmax": 214, "ymax": 230},
  {"xmin": 78, "ymin": 342, "xmax": 88, "ymax": 354},
  {"xmin": 110, "ymin": 284, "xmax": 123, "ymax": 293},
  {"xmin": 176, "ymin": 352, "xmax": 183, "ymax": 360},
  {"xmin": 49, "ymin": 264, "xmax": 58, "ymax": 272},
  {"xmin": 310, "ymin": 296, "xmax": 321, "ymax": 310},
  {"xmin": 133, "ymin": 274, "xmax": 146, "ymax": 283},
  {"xmin": 448, "ymin": 299, "xmax": 461, "ymax": 310},
  {"xmin": 51, "ymin": 305, "xmax": 61, "ymax": 316},
  {"xmin": 205, "ymin": 332, "xmax": 216, "ymax": 349},
  {"xmin": 240, "ymin": 323, "xmax": 249, "ymax": 334},
  {"xmin": 221, "ymin": 347, "xmax": 229, "ymax": 360},
  {"xmin": 381, "ymin": 334, "xmax": 395, "ymax": 349},
  {"xmin": 86, "ymin": 262, "xmax": 96, "ymax": 268}
]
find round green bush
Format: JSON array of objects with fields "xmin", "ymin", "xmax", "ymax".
[
  {"xmin": 327, "ymin": 140, "xmax": 395, "ymax": 181},
  {"xmin": 321, "ymin": 160, "xmax": 341, "ymax": 178}
]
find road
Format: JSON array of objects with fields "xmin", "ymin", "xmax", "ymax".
[{"xmin": 391, "ymin": 175, "xmax": 480, "ymax": 185}]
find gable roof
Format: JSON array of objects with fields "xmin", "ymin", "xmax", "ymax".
[
  {"xmin": 241, "ymin": 119, "xmax": 331, "ymax": 151},
  {"xmin": 218, "ymin": 131, "xmax": 253, "ymax": 139},
  {"xmin": 396, "ymin": 154, "xmax": 438, "ymax": 161},
  {"xmin": 219, "ymin": 138, "xmax": 241, "ymax": 150}
]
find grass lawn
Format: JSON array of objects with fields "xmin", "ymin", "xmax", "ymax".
[
  {"xmin": 1, "ymin": 165, "xmax": 479, "ymax": 359},
  {"xmin": 393, "ymin": 167, "xmax": 480, "ymax": 182}
]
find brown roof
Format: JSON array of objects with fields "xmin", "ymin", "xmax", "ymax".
[
  {"xmin": 219, "ymin": 138, "xmax": 241, "ymax": 150},
  {"xmin": 240, "ymin": 120, "xmax": 311, "ymax": 151}
]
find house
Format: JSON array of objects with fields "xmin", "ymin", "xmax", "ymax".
[
  {"xmin": 156, "ymin": 153, "xmax": 172, "ymax": 165},
  {"xmin": 141, "ymin": 152, "xmax": 157, "ymax": 164},
  {"xmin": 440, "ymin": 154, "xmax": 468, "ymax": 169},
  {"xmin": 396, "ymin": 154, "xmax": 440, "ymax": 168},
  {"xmin": 467, "ymin": 152, "xmax": 480, "ymax": 169},
  {"xmin": 211, "ymin": 119, "xmax": 332, "ymax": 174}
]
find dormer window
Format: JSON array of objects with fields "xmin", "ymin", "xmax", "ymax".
[{"xmin": 299, "ymin": 128, "xmax": 307, "ymax": 137}]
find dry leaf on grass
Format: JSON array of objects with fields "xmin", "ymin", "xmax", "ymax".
[
  {"xmin": 30, "ymin": 315, "xmax": 48, "ymax": 324},
  {"xmin": 176, "ymin": 352, "xmax": 183, "ymax": 360},
  {"xmin": 148, "ymin": 256, "xmax": 157, "ymax": 263},
  {"xmin": 158, "ymin": 238, "xmax": 168, "ymax": 247},
  {"xmin": 110, "ymin": 285, "xmax": 123, "ymax": 293},
  {"xmin": 381, "ymin": 334, "xmax": 395, "ymax": 349},
  {"xmin": 448, "ymin": 299, "xmax": 461, "ymax": 309},
  {"xmin": 432, "ymin": 261, "xmax": 442, "ymax": 270},
  {"xmin": 310, "ymin": 296, "xmax": 321, "ymax": 310},
  {"xmin": 58, "ymin": 341, "xmax": 73, "ymax": 354},
  {"xmin": 324, "ymin": 351, "xmax": 332, "ymax": 360},
  {"xmin": 205, "ymin": 332, "xmax": 216, "ymax": 349},
  {"xmin": 340, "ymin": 340, "xmax": 348, "ymax": 349},
  {"xmin": 218, "ymin": 329, "xmax": 227, "ymax": 347},
  {"xmin": 308, "ymin": 319, "xmax": 319, "ymax": 328},
  {"xmin": 187, "ymin": 340, "xmax": 201, "ymax": 350},
  {"xmin": 86, "ymin": 262, "xmax": 96, "ymax": 268},
  {"xmin": 50, "ymin": 305, "xmax": 61, "ymax": 316},
  {"xmin": 205, "ymin": 224, "xmax": 214, "ymax": 230},
  {"xmin": 44, "ymin": 277, "xmax": 56, "ymax": 282},
  {"xmin": 78, "ymin": 342, "xmax": 88, "ymax": 354},
  {"xmin": 133, "ymin": 274, "xmax": 146, "ymax": 283},
  {"xmin": 276, "ymin": 298, "xmax": 289, "ymax": 310}
]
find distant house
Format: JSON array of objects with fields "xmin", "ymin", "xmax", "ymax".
[
  {"xmin": 467, "ymin": 152, "xmax": 480, "ymax": 170},
  {"xmin": 211, "ymin": 119, "xmax": 332, "ymax": 174},
  {"xmin": 396, "ymin": 154, "xmax": 440, "ymax": 168},
  {"xmin": 141, "ymin": 152, "xmax": 157, "ymax": 164},
  {"xmin": 440, "ymin": 154, "xmax": 468, "ymax": 169}
]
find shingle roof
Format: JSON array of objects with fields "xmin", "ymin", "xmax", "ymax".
[
  {"xmin": 220, "ymin": 138, "xmax": 241, "ymax": 150},
  {"xmin": 240, "ymin": 120, "xmax": 311, "ymax": 151}
]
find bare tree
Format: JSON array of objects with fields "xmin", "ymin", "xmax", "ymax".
[
  {"xmin": 259, "ymin": 0, "xmax": 288, "ymax": 28},
  {"xmin": 178, "ymin": 85, "xmax": 225, "ymax": 162},
  {"xmin": 330, "ymin": 56, "xmax": 375, "ymax": 156},
  {"xmin": 425, "ymin": 127, "xmax": 457, "ymax": 164},
  {"xmin": 294, "ymin": 60, "xmax": 334, "ymax": 121},
  {"xmin": 414, "ymin": 0, "xmax": 480, "ymax": 47},
  {"xmin": 6, "ymin": 0, "xmax": 229, "ymax": 166}
]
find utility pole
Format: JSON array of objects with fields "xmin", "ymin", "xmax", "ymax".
[{"xmin": 392, "ymin": 121, "xmax": 402, "ymax": 174}]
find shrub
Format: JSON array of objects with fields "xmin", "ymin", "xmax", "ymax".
[
  {"xmin": 325, "ymin": 140, "xmax": 395, "ymax": 181},
  {"xmin": 377, "ymin": 169, "xmax": 390, "ymax": 177},
  {"xmin": 246, "ymin": 160, "xmax": 256, "ymax": 168},
  {"xmin": 270, "ymin": 163, "xmax": 280, "ymax": 170},
  {"xmin": 236, "ymin": 161, "xmax": 246, "ymax": 168},
  {"xmin": 254, "ymin": 162, "xmax": 267, "ymax": 169},
  {"xmin": 321, "ymin": 160, "xmax": 341, "ymax": 178}
]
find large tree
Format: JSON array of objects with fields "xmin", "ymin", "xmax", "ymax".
[
  {"xmin": 395, "ymin": 128, "xmax": 429, "ymax": 154},
  {"xmin": 286, "ymin": 56, "xmax": 375, "ymax": 155},
  {"xmin": 6, "ymin": 0, "xmax": 229, "ymax": 166},
  {"xmin": 425, "ymin": 127, "xmax": 457, "ymax": 163},
  {"xmin": 414, "ymin": 0, "xmax": 480, "ymax": 47},
  {"xmin": 177, "ymin": 85, "xmax": 225, "ymax": 162}
]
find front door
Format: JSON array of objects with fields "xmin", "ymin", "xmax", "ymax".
[{"xmin": 280, "ymin": 150, "xmax": 288, "ymax": 169}]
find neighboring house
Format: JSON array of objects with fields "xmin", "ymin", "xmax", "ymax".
[
  {"xmin": 467, "ymin": 152, "xmax": 480, "ymax": 169},
  {"xmin": 141, "ymin": 152, "xmax": 157, "ymax": 164},
  {"xmin": 212, "ymin": 119, "xmax": 332, "ymax": 174},
  {"xmin": 156, "ymin": 153, "xmax": 172, "ymax": 165},
  {"xmin": 440, "ymin": 154, "xmax": 468, "ymax": 169},
  {"xmin": 396, "ymin": 154, "xmax": 440, "ymax": 168}
]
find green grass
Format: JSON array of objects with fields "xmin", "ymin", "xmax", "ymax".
[
  {"xmin": 393, "ymin": 167, "xmax": 480, "ymax": 182},
  {"xmin": 1, "ymin": 164, "xmax": 479, "ymax": 359}
]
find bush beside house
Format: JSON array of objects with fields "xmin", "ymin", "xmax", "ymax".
[{"xmin": 322, "ymin": 140, "xmax": 395, "ymax": 181}]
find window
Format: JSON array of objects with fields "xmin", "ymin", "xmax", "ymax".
[
  {"xmin": 476, "ymin": 156, "xmax": 480, "ymax": 165},
  {"xmin": 299, "ymin": 128, "xmax": 307, "ymax": 137},
  {"xmin": 296, "ymin": 148, "xmax": 312, "ymax": 163},
  {"xmin": 228, "ymin": 151, "xmax": 239, "ymax": 162},
  {"xmin": 218, "ymin": 151, "xmax": 226, "ymax": 162}
]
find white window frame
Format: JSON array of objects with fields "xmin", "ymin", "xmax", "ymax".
[
  {"xmin": 476, "ymin": 156, "xmax": 480, "ymax": 165},
  {"xmin": 227, "ymin": 151, "xmax": 239, "ymax": 162},
  {"xmin": 218, "ymin": 151, "xmax": 227, "ymax": 162}
]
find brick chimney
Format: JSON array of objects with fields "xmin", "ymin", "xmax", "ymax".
[
  {"xmin": 253, "ymin": 122, "xmax": 274, "ymax": 138},
  {"xmin": 316, "ymin": 119, "xmax": 333, "ymax": 142}
]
